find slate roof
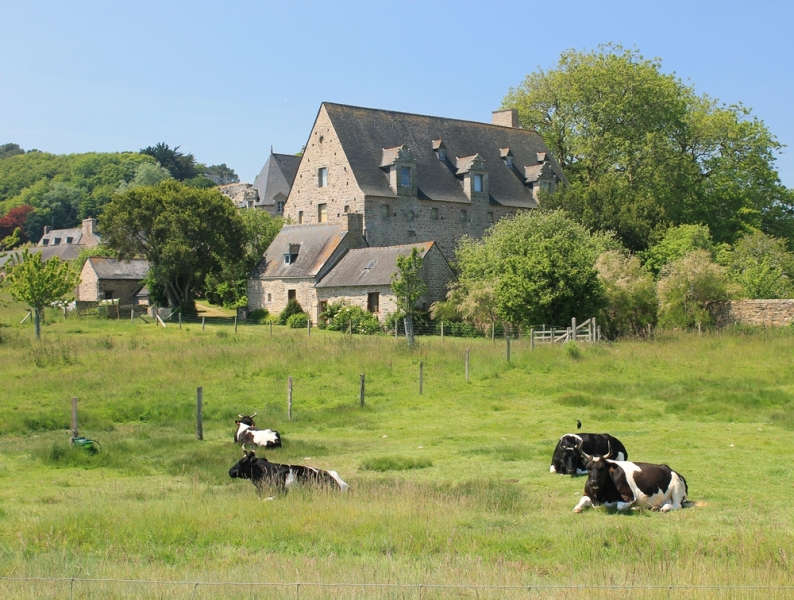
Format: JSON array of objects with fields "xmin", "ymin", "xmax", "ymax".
[
  {"xmin": 321, "ymin": 103, "xmax": 567, "ymax": 208},
  {"xmin": 87, "ymin": 257, "xmax": 150, "ymax": 280},
  {"xmin": 316, "ymin": 242, "xmax": 435, "ymax": 288},
  {"xmin": 253, "ymin": 223, "xmax": 352, "ymax": 279},
  {"xmin": 39, "ymin": 228, "xmax": 84, "ymax": 246},
  {"xmin": 0, "ymin": 244, "xmax": 84, "ymax": 269},
  {"xmin": 252, "ymin": 152, "xmax": 301, "ymax": 207}
]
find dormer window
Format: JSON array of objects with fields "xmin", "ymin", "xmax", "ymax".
[
  {"xmin": 473, "ymin": 174, "xmax": 484, "ymax": 193},
  {"xmin": 432, "ymin": 139, "xmax": 447, "ymax": 161},
  {"xmin": 505, "ymin": 157, "xmax": 513, "ymax": 168},
  {"xmin": 42, "ymin": 239, "xmax": 49, "ymax": 246},
  {"xmin": 284, "ymin": 243, "xmax": 300, "ymax": 264},
  {"xmin": 400, "ymin": 166, "xmax": 411, "ymax": 187},
  {"xmin": 500, "ymin": 148, "xmax": 514, "ymax": 169},
  {"xmin": 66, "ymin": 237, "xmax": 73, "ymax": 244},
  {"xmin": 438, "ymin": 149, "xmax": 446, "ymax": 161},
  {"xmin": 53, "ymin": 238, "xmax": 61, "ymax": 245}
]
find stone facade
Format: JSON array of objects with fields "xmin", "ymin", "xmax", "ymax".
[
  {"xmin": 77, "ymin": 258, "xmax": 149, "ymax": 307},
  {"xmin": 711, "ymin": 299, "xmax": 794, "ymax": 328},
  {"xmin": 248, "ymin": 277, "xmax": 318, "ymax": 319}
]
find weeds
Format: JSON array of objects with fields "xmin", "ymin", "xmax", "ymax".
[{"xmin": 26, "ymin": 342, "xmax": 76, "ymax": 368}]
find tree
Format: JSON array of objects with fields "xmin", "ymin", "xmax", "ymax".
[
  {"xmin": 640, "ymin": 224, "xmax": 715, "ymax": 276},
  {"xmin": 719, "ymin": 231, "xmax": 794, "ymax": 299},
  {"xmin": 657, "ymin": 250, "xmax": 737, "ymax": 329},
  {"xmin": 0, "ymin": 204, "xmax": 34, "ymax": 243},
  {"xmin": 115, "ymin": 162, "xmax": 172, "ymax": 192},
  {"xmin": 453, "ymin": 210, "xmax": 611, "ymax": 327},
  {"xmin": 595, "ymin": 250, "xmax": 657, "ymax": 338},
  {"xmin": 0, "ymin": 143, "xmax": 24, "ymax": 160},
  {"xmin": 139, "ymin": 143, "xmax": 197, "ymax": 181},
  {"xmin": 3, "ymin": 250, "xmax": 79, "ymax": 339},
  {"xmin": 503, "ymin": 44, "xmax": 794, "ymax": 250},
  {"xmin": 391, "ymin": 247, "xmax": 427, "ymax": 344},
  {"xmin": 101, "ymin": 180, "xmax": 246, "ymax": 312},
  {"xmin": 203, "ymin": 163, "xmax": 239, "ymax": 184}
]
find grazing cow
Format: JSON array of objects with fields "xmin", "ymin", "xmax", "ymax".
[
  {"xmin": 550, "ymin": 433, "xmax": 628, "ymax": 475},
  {"xmin": 234, "ymin": 413, "xmax": 281, "ymax": 449},
  {"xmin": 228, "ymin": 450, "xmax": 348, "ymax": 493},
  {"xmin": 573, "ymin": 443, "xmax": 688, "ymax": 513}
]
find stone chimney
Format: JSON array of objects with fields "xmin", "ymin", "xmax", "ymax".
[
  {"xmin": 43, "ymin": 225, "xmax": 52, "ymax": 236},
  {"xmin": 492, "ymin": 109, "xmax": 519, "ymax": 128},
  {"xmin": 346, "ymin": 212, "xmax": 364, "ymax": 240},
  {"xmin": 82, "ymin": 218, "xmax": 97, "ymax": 237}
]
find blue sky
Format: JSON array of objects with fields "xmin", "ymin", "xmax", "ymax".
[{"xmin": 2, "ymin": 1, "xmax": 793, "ymax": 187}]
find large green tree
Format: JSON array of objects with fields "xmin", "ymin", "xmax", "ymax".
[
  {"xmin": 453, "ymin": 210, "xmax": 613, "ymax": 327},
  {"xmin": 101, "ymin": 181, "xmax": 246, "ymax": 312},
  {"xmin": 3, "ymin": 250, "xmax": 79, "ymax": 339},
  {"xmin": 503, "ymin": 44, "xmax": 794, "ymax": 250},
  {"xmin": 140, "ymin": 143, "xmax": 197, "ymax": 181}
]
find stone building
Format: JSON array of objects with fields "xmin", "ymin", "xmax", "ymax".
[
  {"xmin": 77, "ymin": 257, "xmax": 150, "ymax": 306},
  {"xmin": 252, "ymin": 151, "xmax": 302, "ymax": 216},
  {"xmin": 0, "ymin": 218, "xmax": 103, "ymax": 271}
]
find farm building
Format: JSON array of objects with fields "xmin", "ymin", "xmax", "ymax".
[{"xmin": 77, "ymin": 257, "xmax": 150, "ymax": 307}]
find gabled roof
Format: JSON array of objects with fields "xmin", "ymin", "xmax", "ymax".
[
  {"xmin": 39, "ymin": 228, "xmax": 84, "ymax": 246},
  {"xmin": 321, "ymin": 103, "xmax": 566, "ymax": 208},
  {"xmin": 316, "ymin": 242, "xmax": 435, "ymax": 288},
  {"xmin": 253, "ymin": 223, "xmax": 352, "ymax": 279},
  {"xmin": 87, "ymin": 257, "xmax": 149, "ymax": 280},
  {"xmin": 252, "ymin": 152, "xmax": 301, "ymax": 207}
]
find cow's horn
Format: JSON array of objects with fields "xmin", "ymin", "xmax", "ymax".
[
  {"xmin": 238, "ymin": 414, "xmax": 244, "ymax": 419},
  {"xmin": 578, "ymin": 441, "xmax": 592, "ymax": 463},
  {"xmin": 251, "ymin": 412, "xmax": 257, "ymax": 418},
  {"xmin": 604, "ymin": 440, "xmax": 614, "ymax": 460}
]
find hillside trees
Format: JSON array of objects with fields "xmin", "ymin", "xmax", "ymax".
[
  {"xmin": 101, "ymin": 181, "xmax": 245, "ymax": 313},
  {"xmin": 503, "ymin": 44, "xmax": 794, "ymax": 250}
]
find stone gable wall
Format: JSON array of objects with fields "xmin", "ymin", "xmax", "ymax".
[
  {"xmin": 77, "ymin": 262, "xmax": 99, "ymax": 301},
  {"xmin": 711, "ymin": 299, "xmax": 794, "ymax": 328}
]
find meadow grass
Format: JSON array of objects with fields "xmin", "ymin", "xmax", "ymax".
[{"xmin": 1, "ymin": 297, "xmax": 793, "ymax": 597}]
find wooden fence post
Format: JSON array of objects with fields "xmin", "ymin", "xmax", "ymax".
[
  {"xmin": 530, "ymin": 328, "xmax": 535, "ymax": 351},
  {"xmin": 419, "ymin": 361, "xmax": 424, "ymax": 394},
  {"xmin": 647, "ymin": 323, "xmax": 651, "ymax": 338},
  {"xmin": 593, "ymin": 318, "xmax": 598, "ymax": 342},
  {"xmin": 71, "ymin": 397, "xmax": 78, "ymax": 438},
  {"xmin": 440, "ymin": 320, "xmax": 444, "ymax": 341},
  {"xmin": 270, "ymin": 320, "xmax": 273, "ymax": 337},
  {"xmin": 465, "ymin": 349, "xmax": 470, "ymax": 383},
  {"xmin": 359, "ymin": 374, "xmax": 365, "ymax": 407},
  {"xmin": 202, "ymin": 316, "xmax": 205, "ymax": 331},
  {"xmin": 287, "ymin": 377, "xmax": 293, "ymax": 421},
  {"xmin": 179, "ymin": 312, "xmax": 182, "ymax": 329},
  {"xmin": 697, "ymin": 322, "xmax": 702, "ymax": 335},
  {"xmin": 491, "ymin": 322, "xmax": 495, "ymax": 342},
  {"xmin": 572, "ymin": 317, "xmax": 577, "ymax": 342},
  {"xmin": 506, "ymin": 336, "xmax": 511, "ymax": 362},
  {"xmin": 234, "ymin": 316, "xmax": 238, "ymax": 334},
  {"xmin": 196, "ymin": 387, "xmax": 203, "ymax": 440},
  {"xmin": 308, "ymin": 318, "xmax": 311, "ymax": 336},
  {"xmin": 395, "ymin": 320, "xmax": 398, "ymax": 339},
  {"xmin": 349, "ymin": 320, "xmax": 353, "ymax": 335},
  {"xmin": 130, "ymin": 308, "xmax": 134, "ymax": 323}
]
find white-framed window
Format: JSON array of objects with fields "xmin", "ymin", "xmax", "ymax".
[
  {"xmin": 473, "ymin": 174, "xmax": 484, "ymax": 193},
  {"xmin": 318, "ymin": 167, "xmax": 328, "ymax": 187},
  {"xmin": 276, "ymin": 201, "xmax": 285, "ymax": 213},
  {"xmin": 431, "ymin": 207, "xmax": 439, "ymax": 221},
  {"xmin": 400, "ymin": 166, "xmax": 411, "ymax": 187},
  {"xmin": 318, "ymin": 203, "xmax": 328, "ymax": 223}
]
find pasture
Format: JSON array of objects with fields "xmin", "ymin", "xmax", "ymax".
[{"xmin": 0, "ymin": 299, "xmax": 793, "ymax": 598}]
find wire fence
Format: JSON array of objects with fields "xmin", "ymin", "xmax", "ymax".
[{"xmin": 2, "ymin": 577, "xmax": 792, "ymax": 600}]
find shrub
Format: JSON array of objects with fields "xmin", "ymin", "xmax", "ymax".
[
  {"xmin": 286, "ymin": 312, "xmax": 308, "ymax": 329},
  {"xmin": 278, "ymin": 299, "xmax": 304, "ymax": 325},
  {"xmin": 596, "ymin": 250, "xmax": 658, "ymax": 338},
  {"xmin": 564, "ymin": 341, "xmax": 582, "ymax": 360},
  {"xmin": 324, "ymin": 303, "xmax": 382, "ymax": 334},
  {"xmin": 247, "ymin": 308, "xmax": 270, "ymax": 324}
]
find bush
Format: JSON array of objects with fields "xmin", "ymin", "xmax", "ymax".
[
  {"xmin": 278, "ymin": 299, "xmax": 304, "ymax": 325},
  {"xmin": 596, "ymin": 250, "xmax": 658, "ymax": 339},
  {"xmin": 286, "ymin": 312, "xmax": 308, "ymax": 329},
  {"xmin": 323, "ymin": 303, "xmax": 382, "ymax": 334},
  {"xmin": 247, "ymin": 308, "xmax": 270, "ymax": 324}
]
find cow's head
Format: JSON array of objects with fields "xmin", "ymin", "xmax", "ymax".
[
  {"xmin": 579, "ymin": 441, "xmax": 614, "ymax": 492},
  {"xmin": 559, "ymin": 436, "xmax": 582, "ymax": 475},
  {"xmin": 228, "ymin": 449, "xmax": 261, "ymax": 480},
  {"xmin": 236, "ymin": 413, "xmax": 257, "ymax": 428}
]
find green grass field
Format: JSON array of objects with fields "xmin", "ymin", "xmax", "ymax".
[{"xmin": 1, "ymin": 298, "xmax": 793, "ymax": 598}]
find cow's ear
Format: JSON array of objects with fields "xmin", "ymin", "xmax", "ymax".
[{"xmin": 250, "ymin": 457, "xmax": 258, "ymax": 465}]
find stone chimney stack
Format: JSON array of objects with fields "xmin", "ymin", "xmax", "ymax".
[
  {"xmin": 43, "ymin": 225, "xmax": 52, "ymax": 236},
  {"xmin": 82, "ymin": 218, "xmax": 97, "ymax": 237},
  {"xmin": 492, "ymin": 109, "xmax": 519, "ymax": 128}
]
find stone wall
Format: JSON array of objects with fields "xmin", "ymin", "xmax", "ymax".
[
  {"xmin": 316, "ymin": 285, "xmax": 396, "ymax": 322},
  {"xmin": 247, "ymin": 277, "xmax": 317, "ymax": 320},
  {"xmin": 77, "ymin": 262, "xmax": 99, "ymax": 301},
  {"xmin": 711, "ymin": 300, "xmax": 794, "ymax": 328}
]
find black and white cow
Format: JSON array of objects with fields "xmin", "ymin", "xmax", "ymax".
[
  {"xmin": 550, "ymin": 433, "xmax": 628, "ymax": 475},
  {"xmin": 228, "ymin": 450, "xmax": 348, "ymax": 493},
  {"xmin": 234, "ymin": 413, "xmax": 281, "ymax": 449},
  {"xmin": 573, "ymin": 443, "xmax": 688, "ymax": 513}
]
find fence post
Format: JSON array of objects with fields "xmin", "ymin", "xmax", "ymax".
[
  {"xmin": 359, "ymin": 374, "xmax": 365, "ymax": 407},
  {"xmin": 202, "ymin": 316, "xmax": 205, "ymax": 331},
  {"xmin": 647, "ymin": 323, "xmax": 651, "ymax": 338},
  {"xmin": 270, "ymin": 320, "xmax": 273, "ymax": 337},
  {"xmin": 308, "ymin": 318, "xmax": 311, "ymax": 336},
  {"xmin": 506, "ymin": 335, "xmax": 511, "ymax": 362},
  {"xmin": 287, "ymin": 377, "xmax": 293, "ymax": 421},
  {"xmin": 593, "ymin": 318, "xmax": 597, "ymax": 342},
  {"xmin": 395, "ymin": 320, "xmax": 398, "ymax": 339},
  {"xmin": 179, "ymin": 312, "xmax": 182, "ymax": 329},
  {"xmin": 419, "ymin": 361, "xmax": 424, "ymax": 394},
  {"xmin": 465, "ymin": 349, "xmax": 469, "ymax": 383},
  {"xmin": 441, "ymin": 320, "xmax": 444, "ymax": 341},
  {"xmin": 491, "ymin": 322, "xmax": 495, "ymax": 342},
  {"xmin": 71, "ymin": 396, "xmax": 78, "ymax": 438},
  {"xmin": 131, "ymin": 308, "xmax": 134, "ymax": 323},
  {"xmin": 196, "ymin": 387, "xmax": 203, "ymax": 440},
  {"xmin": 349, "ymin": 320, "xmax": 352, "ymax": 335},
  {"xmin": 530, "ymin": 328, "xmax": 535, "ymax": 351},
  {"xmin": 572, "ymin": 317, "xmax": 576, "ymax": 341},
  {"xmin": 697, "ymin": 321, "xmax": 702, "ymax": 335},
  {"xmin": 234, "ymin": 316, "xmax": 238, "ymax": 335}
]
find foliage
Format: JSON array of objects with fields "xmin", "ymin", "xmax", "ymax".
[
  {"xmin": 595, "ymin": 250, "xmax": 658, "ymax": 338},
  {"xmin": 2, "ymin": 250, "xmax": 79, "ymax": 338},
  {"xmin": 247, "ymin": 308, "xmax": 270, "ymax": 323},
  {"xmin": 321, "ymin": 302, "xmax": 382, "ymax": 334},
  {"xmin": 139, "ymin": 143, "xmax": 197, "ymax": 181},
  {"xmin": 0, "ymin": 204, "xmax": 34, "ymax": 243},
  {"xmin": 391, "ymin": 247, "xmax": 427, "ymax": 319},
  {"xmin": 0, "ymin": 143, "xmax": 25, "ymax": 159},
  {"xmin": 719, "ymin": 231, "xmax": 794, "ymax": 299},
  {"xmin": 286, "ymin": 312, "xmax": 309, "ymax": 329},
  {"xmin": 504, "ymin": 44, "xmax": 794, "ymax": 250},
  {"xmin": 101, "ymin": 180, "xmax": 245, "ymax": 313},
  {"xmin": 115, "ymin": 162, "xmax": 173, "ymax": 193},
  {"xmin": 657, "ymin": 250, "xmax": 737, "ymax": 329},
  {"xmin": 640, "ymin": 224, "xmax": 715, "ymax": 276},
  {"xmin": 203, "ymin": 163, "xmax": 239, "ymax": 184},
  {"xmin": 453, "ymin": 210, "xmax": 609, "ymax": 327},
  {"xmin": 74, "ymin": 244, "xmax": 117, "ymax": 272},
  {"xmin": 277, "ymin": 298, "xmax": 305, "ymax": 325}
]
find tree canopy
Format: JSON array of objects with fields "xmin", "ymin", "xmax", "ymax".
[
  {"xmin": 139, "ymin": 143, "xmax": 198, "ymax": 181},
  {"xmin": 503, "ymin": 44, "xmax": 794, "ymax": 251},
  {"xmin": 101, "ymin": 180, "xmax": 246, "ymax": 312}
]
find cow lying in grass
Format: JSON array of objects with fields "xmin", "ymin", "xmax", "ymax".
[
  {"xmin": 573, "ymin": 442, "xmax": 688, "ymax": 513},
  {"xmin": 234, "ymin": 413, "xmax": 281, "ymax": 449},
  {"xmin": 228, "ymin": 450, "xmax": 349, "ymax": 494}
]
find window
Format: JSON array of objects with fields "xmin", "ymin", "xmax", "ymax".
[
  {"xmin": 66, "ymin": 237, "xmax": 73, "ymax": 244},
  {"xmin": 431, "ymin": 207, "xmax": 439, "ymax": 221},
  {"xmin": 438, "ymin": 149, "xmax": 446, "ymax": 161},
  {"xmin": 318, "ymin": 300, "xmax": 328, "ymax": 315},
  {"xmin": 343, "ymin": 205, "xmax": 349, "ymax": 213},
  {"xmin": 473, "ymin": 174, "xmax": 484, "ymax": 193},
  {"xmin": 487, "ymin": 212, "xmax": 494, "ymax": 224},
  {"xmin": 288, "ymin": 289, "xmax": 296, "ymax": 301},
  {"xmin": 298, "ymin": 211, "xmax": 304, "ymax": 224},
  {"xmin": 42, "ymin": 239, "xmax": 49, "ymax": 246},
  {"xmin": 381, "ymin": 204, "xmax": 390, "ymax": 219},
  {"xmin": 459, "ymin": 210, "xmax": 468, "ymax": 223},
  {"xmin": 267, "ymin": 293, "xmax": 272, "ymax": 302},
  {"xmin": 53, "ymin": 238, "xmax": 61, "ymax": 245},
  {"xmin": 367, "ymin": 292, "xmax": 380, "ymax": 313},
  {"xmin": 104, "ymin": 291, "xmax": 114, "ymax": 300},
  {"xmin": 400, "ymin": 166, "xmax": 411, "ymax": 187},
  {"xmin": 318, "ymin": 167, "xmax": 328, "ymax": 187},
  {"xmin": 318, "ymin": 203, "xmax": 328, "ymax": 223},
  {"xmin": 505, "ymin": 157, "xmax": 513, "ymax": 168}
]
